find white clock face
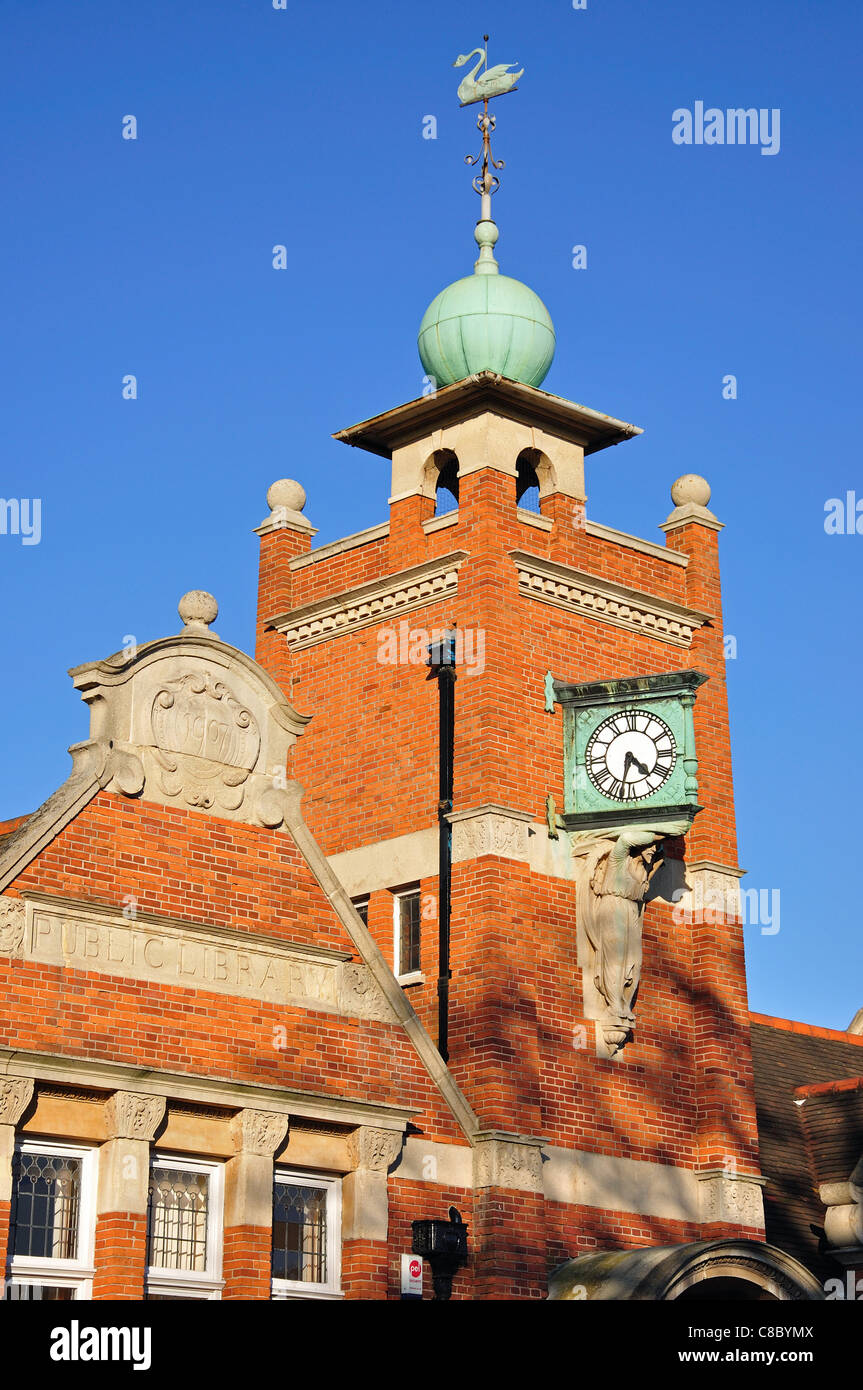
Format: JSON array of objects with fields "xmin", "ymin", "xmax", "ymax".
[{"xmin": 585, "ymin": 709, "xmax": 677, "ymax": 802}]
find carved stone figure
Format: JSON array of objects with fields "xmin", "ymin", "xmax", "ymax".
[{"xmin": 575, "ymin": 820, "xmax": 690, "ymax": 1056}]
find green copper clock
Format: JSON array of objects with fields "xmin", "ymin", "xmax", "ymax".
[
  {"xmin": 545, "ymin": 669, "xmax": 708, "ymax": 830},
  {"xmin": 585, "ymin": 708, "xmax": 677, "ymax": 802}
]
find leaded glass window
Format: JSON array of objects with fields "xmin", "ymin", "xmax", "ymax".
[
  {"xmin": 147, "ymin": 1166, "xmax": 209, "ymax": 1272},
  {"xmin": 272, "ymin": 1182, "xmax": 327, "ymax": 1283},
  {"xmin": 10, "ymin": 1150, "xmax": 82, "ymax": 1260},
  {"xmin": 6, "ymin": 1141, "xmax": 95, "ymax": 1300},
  {"xmin": 271, "ymin": 1173, "xmax": 340, "ymax": 1298}
]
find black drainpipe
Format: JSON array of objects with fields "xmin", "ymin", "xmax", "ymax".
[{"xmin": 427, "ymin": 629, "xmax": 457, "ymax": 1062}]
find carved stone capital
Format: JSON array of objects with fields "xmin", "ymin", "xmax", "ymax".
[
  {"xmin": 697, "ymin": 1170, "xmax": 766, "ymax": 1229},
  {"xmin": 450, "ymin": 807, "xmax": 531, "ymax": 864},
  {"xmin": 0, "ymin": 898, "xmax": 26, "ymax": 957},
  {"xmin": 104, "ymin": 1091, "xmax": 166, "ymax": 1142},
  {"xmin": 230, "ymin": 1108, "xmax": 289, "ymax": 1158},
  {"xmin": 472, "ymin": 1132, "xmax": 544, "ymax": 1193},
  {"xmin": 0, "ymin": 1077, "xmax": 35, "ymax": 1126},
  {"xmin": 347, "ymin": 1126, "xmax": 403, "ymax": 1173}
]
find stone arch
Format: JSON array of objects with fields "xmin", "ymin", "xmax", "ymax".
[
  {"xmin": 515, "ymin": 447, "xmax": 555, "ymax": 513},
  {"xmin": 423, "ymin": 448, "xmax": 460, "ymax": 516},
  {"xmin": 547, "ymin": 1240, "xmax": 823, "ymax": 1302}
]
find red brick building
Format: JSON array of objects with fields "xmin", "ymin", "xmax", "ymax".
[{"xmin": 1, "ymin": 188, "xmax": 860, "ymax": 1303}]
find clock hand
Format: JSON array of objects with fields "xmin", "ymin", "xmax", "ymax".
[{"xmin": 623, "ymin": 750, "xmax": 649, "ymax": 781}]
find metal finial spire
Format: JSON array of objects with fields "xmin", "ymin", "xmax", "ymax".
[{"xmin": 453, "ymin": 35, "xmax": 523, "ymax": 275}]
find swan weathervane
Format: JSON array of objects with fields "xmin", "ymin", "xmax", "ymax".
[
  {"xmin": 453, "ymin": 43, "xmax": 523, "ymax": 106},
  {"xmin": 454, "ymin": 36, "xmax": 523, "ymax": 225}
]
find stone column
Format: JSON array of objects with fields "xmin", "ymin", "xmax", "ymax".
[
  {"xmin": 92, "ymin": 1091, "xmax": 166, "ymax": 1299},
  {"xmin": 0, "ymin": 1078, "xmax": 35, "ymax": 1296},
  {"xmin": 342, "ymin": 1127, "xmax": 403, "ymax": 1299},
  {"xmin": 222, "ymin": 1109, "xmax": 289, "ymax": 1300}
]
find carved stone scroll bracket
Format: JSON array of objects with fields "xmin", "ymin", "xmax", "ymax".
[
  {"xmin": 820, "ymin": 1157, "xmax": 863, "ymax": 1265},
  {"xmin": 104, "ymin": 1091, "xmax": 167, "ymax": 1142},
  {"xmin": 230, "ymin": 1109, "xmax": 290, "ymax": 1158},
  {"xmin": 100, "ymin": 746, "xmax": 146, "ymax": 798},
  {"xmin": 253, "ymin": 781, "xmax": 304, "ymax": 830},
  {"xmin": 472, "ymin": 1131, "xmax": 545, "ymax": 1193}
]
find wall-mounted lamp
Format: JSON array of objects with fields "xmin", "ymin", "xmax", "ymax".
[{"xmin": 411, "ymin": 1206, "xmax": 469, "ymax": 1300}]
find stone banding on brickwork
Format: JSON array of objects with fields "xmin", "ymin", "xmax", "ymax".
[
  {"xmin": 511, "ymin": 550, "xmax": 708, "ymax": 648},
  {"xmin": 15, "ymin": 894, "xmax": 391, "ymax": 1023}
]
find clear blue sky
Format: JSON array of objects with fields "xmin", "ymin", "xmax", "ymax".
[{"xmin": 1, "ymin": 1, "xmax": 860, "ymax": 1029}]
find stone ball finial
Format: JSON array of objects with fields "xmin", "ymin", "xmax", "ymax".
[
  {"xmin": 671, "ymin": 473, "xmax": 711, "ymax": 508},
  {"xmin": 178, "ymin": 590, "xmax": 218, "ymax": 632},
  {"xmin": 267, "ymin": 479, "xmax": 306, "ymax": 515}
]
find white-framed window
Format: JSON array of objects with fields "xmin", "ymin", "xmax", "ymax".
[
  {"xmin": 271, "ymin": 1170, "xmax": 341, "ymax": 1300},
  {"xmin": 145, "ymin": 1155, "xmax": 224, "ymax": 1300},
  {"xmin": 393, "ymin": 886, "xmax": 423, "ymax": 984},
  {"xmin": 4, "ymin": 1139, "xmax": 96, "ymax": 1300}
]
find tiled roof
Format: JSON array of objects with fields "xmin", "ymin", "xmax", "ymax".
[{"xmin": 750, "ymin": 1015, "xmax": 863, "ymax": 1282}]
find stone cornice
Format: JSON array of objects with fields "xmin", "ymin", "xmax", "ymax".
[
  {"xmin": 333, "ymin": 372, "xmax": 642, "ymax": 459},
  {"xmin": 686, "ymin": 860, "xmax": 746, "ymax": 878},
  {"xmin": 511, "ymin": 550, "xmax": 709, "ymax": 648},
  {"xmin": 271, "ymin": 552, "xmax": 469, "ymax": 651},
  {"xmin": 447, "ymin": 803, "xmax": 535, "ymax": 825}
]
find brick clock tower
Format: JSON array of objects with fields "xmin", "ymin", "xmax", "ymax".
[{"xmin": 251, "ymin": 66, "xmax": 819, "ymax": 1302}]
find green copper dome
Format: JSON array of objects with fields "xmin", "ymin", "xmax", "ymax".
[{"xmin": 418, "ymin": 220, "xmax": 555, "ymax": 389}]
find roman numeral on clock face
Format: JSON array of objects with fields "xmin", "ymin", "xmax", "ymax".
[{"xmin": 584, "ymin": 707, "xmax": 678, "ymax": 803}]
